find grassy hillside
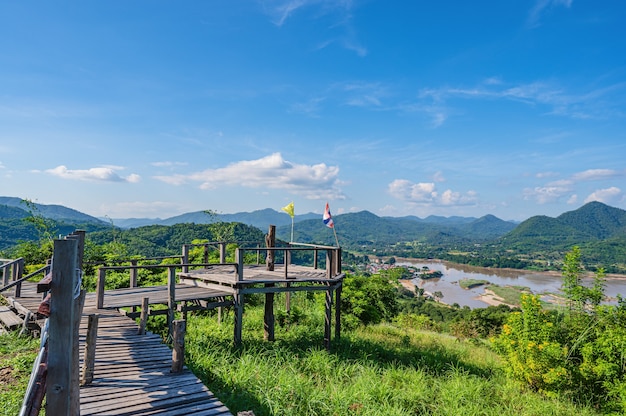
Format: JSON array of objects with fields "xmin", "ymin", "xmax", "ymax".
[{"xmin": 181, "ymin": 302, "xmax": 600, "ymax": 416}]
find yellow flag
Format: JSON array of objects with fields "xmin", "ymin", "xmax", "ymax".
[{"xmin": 281, "ymin": 202, "xmax": 295, "ymax": 218}]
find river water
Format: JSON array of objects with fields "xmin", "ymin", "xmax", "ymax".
[{"xmin": 397, "ymin": 260, "xmax": 626, "ymax": 309}]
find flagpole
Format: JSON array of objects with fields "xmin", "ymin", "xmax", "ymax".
[
  {"xmin": 332, "ymin": 225, "xmax": 339, "ymax": 247},
  {"xmin": 290, "ymin": 217, "xmax": 294, "ymax": 243}
]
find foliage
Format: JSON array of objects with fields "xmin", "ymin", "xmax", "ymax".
[
  {"xmin": 0, "ymin": 331, "xmax": 40, "ymax": 416},
  {"xmin": 340, "ymin": 273, "xmax": 400, "ymax": 327},
  {"xmin": 183, "ymin": 305, "xmax": 600, "ymax": 416},
  {"xmin": 493, "ymin": 247, "xmax": 626, "ymax": 413},
  {"xmin": 492, "ymin": 294, "xmax": 569, "ymax": 393}
]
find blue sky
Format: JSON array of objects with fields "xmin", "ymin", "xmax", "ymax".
[{"xmin": 1, "ymin": 0, "xmax": 625, "ymax": 221}]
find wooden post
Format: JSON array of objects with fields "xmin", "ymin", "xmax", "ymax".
[
  {"xmin": 203, "ymin": 244, "xmax": 209, "ymax": 264},
  {"xmin": 47, "ymin": 238, "xmax": 80, "ymax": 416},
  {"xmin": 263, "ymin": 227, "xmax": 276, "ymax": 341},
  {"xmin": 167, "ymin": 266, "xmax": 176, "ymax": 340},
  {"xmin": 14, "ymin": 258, "xmax": 24, "ymax": 298},
  {"xmin": 236, "ymin": 249, "xmax": 244, "ymax": 281},
  {"xmin": 336, "ymin": 248, "xmax": 342, "ymax": 275},
  {"xmin": 264, "ymin": 285, "xmax": 275, "ymax": 341},
  {"xmin": 171, "ymin": 319, "xmax": 186, "ymax": 373},
  {"xmin": 233, "ymin": 292, "xmax": 243, "ymax": 346},
  {"xmin": 219, "ymin": 243, "xmax": 226, "ymax": 263},
  {"xmin": 265, "ymin": 225, "xmax": 275, "ymax": 271},
  {"xmin": 324, "ymin": 285, "xmax": 333, "ymax": 351},
  {"xmin": 181, "ymin": 245, "xmax": 189, "ymax": 273},
  {"xmin": 81, "ymin": 314, "xmax": 99, "ymax": 386},
  {"xmin": 256, "ymin": 244, "xmax": 260, "ymax": 265},
  {"xmin": 326, "ymin": 250, "xmax": 333, "ymax": 279},
  {"xmin": 96, "ymin": 268, "xmax": 106, "ymax": 309},
  {"xmin": 335, "ymin": 283, "xmax": 342, "ymax": 340},
  {"xmin": 314, "ymin": 249, "xmax": 319, "ymax": 269},
  {"xmin": 138, "ymin": 297, "xmax": 149, "ymax": 335},
  {"xmin": 130, "ymin": 260, "xmax": 138, "ymax": 288}
]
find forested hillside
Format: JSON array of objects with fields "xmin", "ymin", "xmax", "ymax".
[
  {"xmin": 87, "ymin": 222, "xmax": 267, "ymax": 257},
  {"xmin": 2, "ymin": 196, "xmax": 625, "ymax": 274},
  {"xmin": 278, "ymin": 210, "xmax": 516, "ymax": 249}
]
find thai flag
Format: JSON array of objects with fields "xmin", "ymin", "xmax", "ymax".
[{"xmin": 323, "ymin": 202, "xmax": 334, "ymax": 228}]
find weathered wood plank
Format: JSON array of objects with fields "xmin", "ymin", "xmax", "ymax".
[{"xmin": 0, "ymin": 305, "xmax": 22, "ymax": 328}]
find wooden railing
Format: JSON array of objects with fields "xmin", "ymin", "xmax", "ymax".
[
  {"xmin": 20, "ymin": 230, "xmax": 86, "ymax": 416},
  {"xmin": 1, "ymin": 258, "xmax": 24, "ymax": 296}
]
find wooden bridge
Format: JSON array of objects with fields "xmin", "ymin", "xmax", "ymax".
[{"xmin": 1, "ymin": 229, "xmax": 345, "ymax": 415}]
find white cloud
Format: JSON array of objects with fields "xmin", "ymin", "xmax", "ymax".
[
  {"xmin": 45, "ymin": 165, "xmax": 141, "ymax": 183},
  {"xmin": 536, "ymin": 171, "xmax": 559, "ymax": 179},
  {"xmin": 388, "ymin": 179, "xmax": 477, "ymax": 207},
  {"xmin": 432, "ymin": 171, "xmax": 446, "ymax": 183},
  {"xmin": 523, "ymin": 180, "xmax": 574, "ymax": 204},
  {"xmin": 572, "ymin": 168, "xmax": 622, "ymax": 182},
  {"xmin": 528, "ymin": 0, "xmax": 573, "ymax": 28},
  {"xmin": 584, "ymin": 187, "xmax": 622, "ymax": 205},
  {"xmin": 154, "ymin": 153, "xmax": 346, "ymax": 200},
  {"xmin": 417, "ymin": 79, "xmax": 625, "ymax": 123},
  {"xmin": 263, "ymin": 0, "xmax": 367, "ymax": 56},
  {"xmin": 567, "ymin": 194, "xmax": 578, "ymax": 204}
]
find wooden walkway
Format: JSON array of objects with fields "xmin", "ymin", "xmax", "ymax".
[{"xmin": 3, "ymin": 282, "xmax": 233, "ymax": 416}]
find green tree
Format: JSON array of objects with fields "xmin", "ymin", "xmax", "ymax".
[{"xmin": 341, "ymin": 272, "xmax": 399, "ymax": 327}]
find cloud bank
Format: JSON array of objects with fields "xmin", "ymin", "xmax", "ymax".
[
  {"xmin": 154, "ymin": 153, "xmax": 345, "ymax": 200},
  {"xmin": 46, "ymin": 165, "xmax": 141, "ymax": 183},
  {"xmin": 388, "ymin": 179, "xmax": 478, "ymax": 207}
]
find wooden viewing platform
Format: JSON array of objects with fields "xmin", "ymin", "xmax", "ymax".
[{"xmin": 2, "ymin": 229, "xmax": 345, "ymax": 415}]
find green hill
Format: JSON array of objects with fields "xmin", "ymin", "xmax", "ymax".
[
  {"xmin": 496, "ymin": 202, "xmax": 626, "ymax": 271},
  {"xmin": 279, "ymin": 211, "xmax": 516, "ymax": 250}
]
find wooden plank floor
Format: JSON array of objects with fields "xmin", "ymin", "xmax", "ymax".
[
  {"xmin": 79, "ymin": 297, "xmax": 233, "ymax": 416},
  {"xmin": 3, "ymin": 283, "xmax": 234, "ymax": 416}
]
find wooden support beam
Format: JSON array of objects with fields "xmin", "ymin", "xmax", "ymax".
[
  {"xmin": 171, "ymin": 319, "xmax": 186, "ymax": 373},
  {"xmin": 81, "ymin": 314, "xmax": 99, "ymax": 386},
  {"xmin": 324, "ymin": 285, "xmax": 333, "ymax": 351},
  {"xmin": 219, "ymin": 243, "xmax": 226, "ymax": 263},
  {"xmin": 264, "ymin": 284, "xmax": 275, "ymax": 342},
  {"xmin": 167, "ymin": 266, "xmax": 176, "ymax": 340},
  {"xmin": 47, "ymin": 238, "xmax": 80, "ymax": 416},
  {"xmin": 233, "ymin": 292, "xmax": 243, "ymax": 346},
  {"xmin": 265, "ymin": 225, "xmax": 275, "ymax": 271},
  {"xmin": 181, "ymin": 245, "xmax": 189, "ymax": 273},
  {"xmin": 96, "ymin": 268, "xmax": 106, "ymax": 309},
  {"xmin": 335, "ymin": 282, "xmax": 342, "ymax": 340},
  {"xmin": 129, "ymin": 260, "xmax": 138, "ymax": 288},
  {"xmin": 137, "ymin": 297, "xmax": 149, "ymax": 335}
]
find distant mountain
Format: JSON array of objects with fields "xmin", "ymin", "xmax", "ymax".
[
  {"xmin": 111, "ymin": 208, "xmax": 319, "ymax": 230},
  {"xmin": 277, "ymin": 210, "xmax": 516, "ymax": 249},
  {"xmin": 498, "ymin": 202, "xmax": 626, "ymax": 254},
  {"xmin": 0, "ymin": 196, "xmax": 110, "ymax": 250},
  {"xmin": 0, "ymin": 196, "xmax": 107, "ymax": 225}
]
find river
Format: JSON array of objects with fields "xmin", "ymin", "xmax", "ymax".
[{"xmin": 396, "ymin": 259, "xmax": 626, "ymax": 309}]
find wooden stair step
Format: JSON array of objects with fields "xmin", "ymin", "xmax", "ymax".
[{"xmin": 0, "ymin": 305, "xmax": 23, "ymax": 329}]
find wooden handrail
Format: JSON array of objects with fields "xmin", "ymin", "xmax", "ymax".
[{"xmin": 0, "ymin": 264, "xmax": 48, "ymax": 294}]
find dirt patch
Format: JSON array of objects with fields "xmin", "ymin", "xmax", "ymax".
[{"xmin": 0, "ymin": 366, "xmax": 17, "ymax": 386}]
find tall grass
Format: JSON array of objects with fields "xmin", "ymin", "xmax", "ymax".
[
  {"xmin": 0, "ymin": 331, "xmax": 40, "ymax": 416},
  {"xmin": 183, "ymin": 295, "xmax": 601, "ymax": 416}
]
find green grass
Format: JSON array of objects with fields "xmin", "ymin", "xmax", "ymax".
[
  {"xmin": 184, "ymin": 300, "xmax": 601, "ymax": 416},
  {"xmin": 0, "ymin": 293, "xmax": 603, "ymax": 416},
  {"xmin": 0, "ymin": 331, "xmax": 40, "ymax": 416},
  {"xmin": 459, "ymin": 279, "xmax": 490, "ymax": 289},
  {"xmin": 488, "ymin": 285, "xmax": 532, "ymax": 306}
]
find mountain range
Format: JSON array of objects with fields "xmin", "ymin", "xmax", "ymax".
[{"xmin": 1, "ymin": 195, "xmax": 625, "ymax": 272}]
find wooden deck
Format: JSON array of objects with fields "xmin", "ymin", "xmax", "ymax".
[
  {"xmin": 3, "ymin": 282, "xmax": 233, "ymax": 416},
  {"xmin": 79, "ymin": 296, "xmax": 232, "ymax": 416}
]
